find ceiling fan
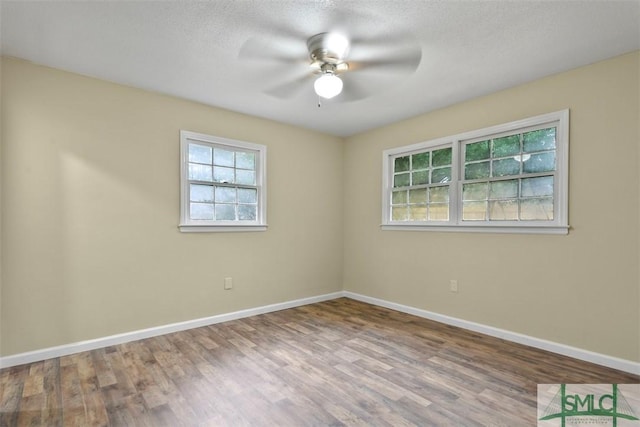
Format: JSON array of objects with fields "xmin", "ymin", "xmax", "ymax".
[{"xmin": 239, "ymin": 29, "xmax": 422, "ymax": 104}]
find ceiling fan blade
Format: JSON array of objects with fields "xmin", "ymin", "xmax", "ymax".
[
  {"xmin": 338, "ymin": 49, "xmax": 422, "ymax": 103},
  {"xmin": 349, "ymin": 50, "xmax": 422, "ymax": 75},
  {"xmin": 350, "ymin": 31, "xmax": 417, "ymax": 49},
  {"xmin": 239, "ymin": 36, "xmax": 307, "ymax": 64},
  {"xmin": 347, "ymin": 39, "xmax": 422, "ymax": 76},
  {"xmin": 347, "ymin": 28, "xmax": 422, "ymax": 72},
  {"xmin": 264, "ymin": 73, "xmax": 313, "ymax": 99},
  {"xmin": 338, "ymin": 73, "xmax": 373, "ymax": 102}
]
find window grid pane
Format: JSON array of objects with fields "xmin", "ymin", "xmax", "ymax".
[
  {"xmin": 462, "ymin": 126, "xmax": 556, "ymax": 222},
  {"xmin": 189, "ymin": 144, "xmax": 212, "ymax": 164},
  {"xmin": 391, "ymin": 147, "xmax": 451, "ymax": 222},
  {"xmin": 188, "ymin": 183, "xmax": 258, "ymax": 222},
  {"xmin": 187, "ymin": 142, "xmax": 260, "ymax": 223}
]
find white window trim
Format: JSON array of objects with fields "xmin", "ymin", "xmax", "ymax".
[
  {"xmin": 179, "ymin": 130, "xmax": 267, "ymax": 233},
  {"xmin": 381, "ymin": 110, "xmax": 569, "ymax": 234}
]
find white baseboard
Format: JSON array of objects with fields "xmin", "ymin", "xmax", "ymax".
[
  {"xmin": 0, "ymin": 292, "xmax": 343, "ymax": 369},
  {"xmin": 2, "ymin": 290, "xmax": 638, "ymax": 375},
  {"xmin": 344, "ymin": 291, "xmax": 640, "ymax": 375}
]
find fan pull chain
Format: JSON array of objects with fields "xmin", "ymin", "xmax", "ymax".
[{"xmin": 317, "ymin": 96, "xmax": 322, "ymax": 108}]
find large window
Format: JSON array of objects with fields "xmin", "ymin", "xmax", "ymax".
[
  {"xmin": 179, "ymin": 131, "xmax": 267, "ymax": 232},
  {"xmin": 382, "ymin": 110, "xmax": 569, "ymax": 234}
]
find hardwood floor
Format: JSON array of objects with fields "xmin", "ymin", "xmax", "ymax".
[{"xmin": 1, "ymin": 298, "xmax": 638, "ymax": 426}]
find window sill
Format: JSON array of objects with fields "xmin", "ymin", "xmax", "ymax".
[
  {"xmin": 381, "ymin": 224, "xmax": 569, "ymax": 235},
  {"xmin": 179, "ymin": 224, "xmax": 268, "ymax": 233}
]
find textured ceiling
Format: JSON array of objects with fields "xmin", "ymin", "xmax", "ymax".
[{"xmin": 1, "ymin": 1, "xmax": 639, "ymax": 137}]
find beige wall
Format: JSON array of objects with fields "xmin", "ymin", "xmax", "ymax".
[
  {"xmin": 0, "ymin": 58, "xmax": 3, "ymax": 358},
  {"xmin": 343, "ymin": 52, "xmax": 640, "ymax": 362},
  {"xmin": 2, "ymin": 52, "xmax": 639, "ymax": 364},
  {"xmin": 0, "ymin": 57, "xmax": 344, "ymax": 356}
]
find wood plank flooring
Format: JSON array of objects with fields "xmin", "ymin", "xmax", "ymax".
[{"xmin": 1, "ymin": 298, "xmax": 638, "ymax": 426}]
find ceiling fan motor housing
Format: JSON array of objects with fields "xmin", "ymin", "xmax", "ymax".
[{"xmin": 307, "ymin": 33, "xmax": 350, "ymax": 72}]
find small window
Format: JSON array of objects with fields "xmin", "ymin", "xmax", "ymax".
[
  {"xmin": 179, "ymin": 131, "xmax": 267, "ymax": 232},
  {"xmin": 390, "ymin": 146, "xmax": 453, "ymax": 222},
  {"xmin": 382, "ymin": 110, "xmax": 569, "ymax": 234}
]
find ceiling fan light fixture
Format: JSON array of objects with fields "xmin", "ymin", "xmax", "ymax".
[{"xmin": 314, "ymin": 73, "xmax": 343, "ymax": 99}]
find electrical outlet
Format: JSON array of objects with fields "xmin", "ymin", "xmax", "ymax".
[
  {"xmin": 224, "ymin": 277, "xmax": 233, "ymax": 290},
  {"xmin": 450, "ymin": 279, "xmax": 458, "ymax": 293}
]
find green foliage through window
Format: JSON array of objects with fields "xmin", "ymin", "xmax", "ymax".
[
  {"xmin": 462, "ymin": 126, "xmax": 557, "ymax": 221},
  {"xmin": 391, "ymin": 145, "xmax": 452, "ymax": 221}
]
